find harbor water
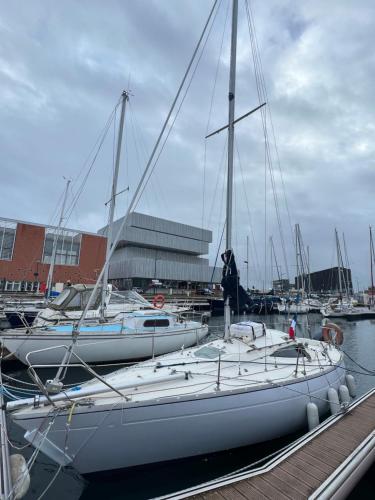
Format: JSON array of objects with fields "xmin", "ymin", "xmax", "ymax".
[{"xmin": 3, "ymin": 313, "xmax": 375, "ymax": 499}]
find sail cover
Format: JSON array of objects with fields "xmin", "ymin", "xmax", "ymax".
[{"xmin": 221, "ymin": 249, "xmax": 251, "ymax": 312}]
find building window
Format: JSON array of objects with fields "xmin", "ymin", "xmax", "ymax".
[
  {"xmin": 0, "ymin": 220, "xmax": 16, "ymax": 260},
  {"xmin": 42, "ymin": 229, "xmax": 82, "ymax": 266},
  {"xmin": 5, "ymin": 281, "xmax": 21, "ymax": 292}
]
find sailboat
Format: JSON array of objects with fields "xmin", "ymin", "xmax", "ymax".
[
  {"xmin": 324, "ymin": 227, "xmax": 375, "ymax": 321},
  {"xmin": 7, "ymin": 0, "xmax": 346, "ymax": 474},
  {"xmin": 1, "ymin": 180, "xmax": 72, "ymax": 330},
  {"xmin": 321, "ymin": 230, "xmax": 358, "ymax": 319},
  {"xmin": 0, "ymin": 91, "xmax": 207, "ymax": 364},
  {"xmin": 278, "ymin": 225, "xmax": 315, "ymax": 314},
  {"xmin": 31, "ymin": 284, "xmax": 190, "ymax": 327}
]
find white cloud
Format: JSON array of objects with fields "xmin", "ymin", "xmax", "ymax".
[{"xmin": 1, "ymin": 0, "xmax": 375, "ymax": 288}]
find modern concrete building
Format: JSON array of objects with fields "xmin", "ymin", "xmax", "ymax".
[
  {"xmin": 0, "ymin": 217, "xmax": 106, "ymax": 292},
  {"xmin": 98, "ymin": 212, "xmax": 222, "ymax": 290}
]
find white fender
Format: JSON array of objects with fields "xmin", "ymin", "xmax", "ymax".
[
  {"xmin": 328, "ymin": 387, "xmax": 340, "ymax": 415},
  {"xmin": 10, "ymin": 454, "xmax": 30, "ymax": 499},
  {"xmin": 345, "ymin": 374, "xmax": 356, "ymax": 398},
  {"xmin": 339, "ymin": 384, "xmax": 350, "ymax": 405},
  {"xmin": 307, "ymin": 402, "xmax": 320, "ymax": 431}
]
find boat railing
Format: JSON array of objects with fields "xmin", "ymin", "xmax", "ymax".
[
  {"xmin": 9, "ymin": 310, "xmax": 31, "ymax": 329},
  {"xmin": 179, "ymin": 310, "xmax": 210, "ymax": 324},
  {"xmin": 23, "ymin": 345, "xmax": 125, "ymax": 406}
]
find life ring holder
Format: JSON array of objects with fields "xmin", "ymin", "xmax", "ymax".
[
  {"xmin": 322, "ymin": 322, "xmax": 344, "ymax": 346},
  {"xmin": 152, "ymin": 294, "xmax": 165, "ymax": 309}
]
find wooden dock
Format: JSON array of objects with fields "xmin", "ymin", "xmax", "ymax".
[{"xmin": 162, "ymin": 388, "xmax": 375, "ymax": 500}]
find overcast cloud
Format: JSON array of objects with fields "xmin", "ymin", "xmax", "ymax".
[{"xmin": 1, "ymin": 0, "xmax": 375, "ymax": 290}]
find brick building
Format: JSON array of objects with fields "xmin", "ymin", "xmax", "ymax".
[{"xmin": 0, "ymin": 217, "xmax": 106, "ymax": 292}]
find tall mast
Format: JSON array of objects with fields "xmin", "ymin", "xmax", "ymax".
[
  {"xmin": 100, "ymin": 90, "xmax": 129, "ymax": 318},
  {"xmin": 269, "ymin": 236, "xmax": 273, "ymax": 289},
  {"xmin": 295, "ymin": 224, "xmax": 299, "ymax": 293},
  {"xmin": 335, "ymin": 228, "xmax": 343, "ymax": 297},
  {"xmin": 307, "ymin": 245, "xmax": 311, "ymax": 299},
  {"xmin": 296, "ymin": 224, "xmax": 305, "ymax": 296},
  {"xmin": 342, "ymin": 232, "xmax": 351, "ymax": 298},
  {"xmin": 270, "ymin": 236, "xmax": 281, "ymax": 286},
  {"xmin": 45, "ymin": 178, "xmax": 71, "ymax": 299},
  {"xmin": 246, "ymin": 235, "xmax": 249, "ymax": 291},
  {"xmin": 224, "ymin": 0, "xmax": 238, "ymax": 340},
  {"xmin": 370, "ymin": 226, "xmax": 374, "ymax": 307}
]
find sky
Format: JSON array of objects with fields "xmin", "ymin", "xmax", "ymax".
[{"xmin": 1, "ymin": 0, "xmax": 375, "ymax": 290}]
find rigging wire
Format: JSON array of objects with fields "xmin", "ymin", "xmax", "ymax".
[
  {"xmin": 210, "ymin": 222, "xmax": 225, "ymax": 284},
  {"xmin": 235, "ymin": 139, "xmax": 262, "ymax": 286},
  {"xmin": 128, "ymin": 102, "xmax": 169, "ymax": 218},
  {"xmin": 132, "ymin": 0, "xmax": 222, "ymax": 212},
  {"xmin": 244, "ymin": 0, "xmax": 292, "ymax": 283},
  {"xmin": 63, "ymin": 99, "xmax": 120, "ymax": 225},
  {"xmin": 202, "ymin": 0, "xmax": 230, "ymax": 239},
  {"xmin": 207, "ymin": 141, "xmax": 227, "ymax": 229}
]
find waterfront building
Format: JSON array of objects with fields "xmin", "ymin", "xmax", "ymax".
[
  {"xmin": 0, "ymin": 217, "xmax": 106, "ymax": 292},
  {"xmin": 295, "ymin": 266, "xmax": 353, "ymax": 294},
  {"xmin": 98, "ymin": 212, "xmax": 222, "ymax": 290}
]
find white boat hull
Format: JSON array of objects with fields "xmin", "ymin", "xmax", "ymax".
[
  {"xmin": 277, "ymin": 304, "xmax": 310, "ymax": 314},
  {"xmin": 1, "ymin": 326, "xmax": 208, "ymax": 365},
  {"xmin": 13, "ymin": 364, "xmax": 345, "ymax": 474}
]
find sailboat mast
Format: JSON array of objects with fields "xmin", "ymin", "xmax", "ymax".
[
  {"xmin": 342, "ymin": 232, "xmax": 351, "ymax": 298},
  {"xmin": 307, "ymin": 245, "xmax": 311, "ymax": 299},
  {"xmin": 224, "ymin": 0, "xmax": 238, "ymax": 340},
  {"xmin": 270, "ymin": 236, "xmax": 281, "ymax": 284},
  {"xmin": 246, "ymin": 235, "xmax": 249, "ymax": 291},
  {"xmin": 295, "ymin": 224, "xmax": 299, "ymax": 293},
  {"xmin": 100, "ymin": 90, "xmax": 129, "ymax": 318},
  {"xmin": 370, "ymin": 226, "xmax": 374, "ymax": 307},
  {"xmin": 335, "ymin": 228, "xmax": 343, "ymax": 297},
  {"xmin": 45, "ymin": 178, "xmax": 71, "ymax": 299}
]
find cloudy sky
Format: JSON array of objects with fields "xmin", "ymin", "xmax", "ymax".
[{"xmin": 1, "ymin": 0, "xmax": 375, "ymax": 289}]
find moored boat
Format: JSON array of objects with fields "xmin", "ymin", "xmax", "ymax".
[
  {"xmin": 8, "ymin": 322, "xmax": 345, "ymax": 473},
  {"xmin": 1, "ymin": 309, "xmax": 208, "ymax": 364}
]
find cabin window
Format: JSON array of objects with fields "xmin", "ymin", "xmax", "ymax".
[
  {"xmin": 42, "ymin": 229, "xmax": 81, "ymax": 265},
  {"xmin": 271, "ymin": 346, "xmax": 307, "ymax": 358},
  {"xmin": 143, "ymin": 319, "xmax": 170, "ymax": 327},
  {"xmin": 0, "ymin": 220, "xmax": 16, "ymax": 260},
  {"xmin": 51, "ymin": 288, "xmax": 71, "ymax": 306},
  {"xmin": 194, "ymin": 346, "xmax": 222, "ymax": 359}
]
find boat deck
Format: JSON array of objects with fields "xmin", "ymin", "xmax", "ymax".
[
  {"xmin": 165, "ymin": 388, "xmax": 375, "ymax": 499},
  {"xmin": 0, "ymin": 368, "xmax": 13, "ymax": 499}
]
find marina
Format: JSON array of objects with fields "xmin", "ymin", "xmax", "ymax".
[
  {"xmin": 1, "ymin": 0, "xmax": 375, "ymax": 499},
  {"xmin": 2, "ymin": 314, "xmax": 375, "ymax": 499}
]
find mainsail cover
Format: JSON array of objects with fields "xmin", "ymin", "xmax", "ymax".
[{"xmin": 221, "ymin": 249, "xmax": 251, "ymax": 311}]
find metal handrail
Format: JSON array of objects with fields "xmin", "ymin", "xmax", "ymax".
[
  {"xmin": 0, "ymin": 364, "xmax": 13, "ymax": 499},
  {"xmin": 24, "ymin": 345, "xmax": 125, "ymax": 406}
]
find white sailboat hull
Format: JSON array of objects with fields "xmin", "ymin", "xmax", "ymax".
[
  {"xmin": 13, "ymin": 364, "xmax": 345, "ymax": 474},
  {"xmin": 1, "ymin": 326, "xmax": 208, "ymax": 364},
  {"xmin": 321, "ymin": 307, "xmax": 375, "ymax": 320},
  {"xmin": 277, "ymin": 304, "xmax": 310, "ymax": 314}
]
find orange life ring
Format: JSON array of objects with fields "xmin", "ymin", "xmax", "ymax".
[
  {"xmin": 322, "ymin": 322, "xmax": 343, "ymax": 345},
  {"xmin": 152, "ymin": 294, "xmax": 165, "ymax": 309}
]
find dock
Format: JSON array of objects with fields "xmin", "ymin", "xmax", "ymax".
[{"xmin": 162, "ymin": 387, "xmax": 375, "ymax": 500}]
